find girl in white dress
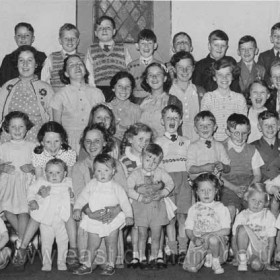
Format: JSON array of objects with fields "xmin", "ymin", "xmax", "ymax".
[
  {"xmin": 0, "ymin": 111, "xmax": 35, "ymax": 252},
  {"xmin": 73, "ymin": 154, "xmax": 133, "ymax": 276}
]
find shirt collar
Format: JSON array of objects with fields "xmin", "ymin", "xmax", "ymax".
[
  {"xmin": 227, "ymin": 138, "xmax": 245, "ymax": 152},
  {"xmin": 164, "ymin": 132, "xmax": 178, "ymax": 139},
  {"xmin": 43, "ymin": 149, "xmax": 64, "ymax": 158},
  {"xmin": 99, "ymin": 41, "xmax": 114, "ymax": 49},
  {"xmin": 62, "ymin": 49, "xmax": 76, "ymax": 57},
  {"xmin": 140, "ymin": 56, "xmax": 153, "ymax": 65}
]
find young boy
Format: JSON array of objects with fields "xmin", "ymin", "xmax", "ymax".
[
  {"xmin": 222, "ymin": 113, "xmax": 264, "ymax": 220},
  {"xmin": 128, "ymin": 29, "xmax": 162, "ymax": 104},
  {"xmin": 258, "ymin": 22, "xmax": 280, "ymax": 87},
  {"xmin": 127, "ymin": 143, "xmax": 175, "ymax": 269},
  {"xmin": 0, "ymin": 22, "xmax": 46, "ymax": 86},
  {"xmin": 0, "ymin": 217, "xmax": 12, "ymax": 270},
  {"xmin": 85, "ymin": 15, "xmax": 132, "ymax": 102},
  {"xmin": 186, "ymin": 110, "xmax": 231, "ymax": 181},
  {"xmin": 166, "ymin": 32, "xmax": 193, "ymax": 80},
  {"xmin": 155, "ymin": 105, "xmax": 191, "ymax": 264},
  {"xmin": 192, "ymin": 29, "xmax": 240, "ymax": 92},
  {"xmin": 237, "ymin": 35, "xmax": 265, "ymax": 103},
  {"xmin": 41, "ymin": 23, "xmax": 89, "ymax": 93}
]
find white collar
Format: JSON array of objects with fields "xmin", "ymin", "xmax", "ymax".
[
  {"xmin": 140, "ymin": 56, "xmax": 153, "ymax": 65},
  {"xmin": 62, "ymin": 49, "xmax": 76, "ymax": 56},
  {"xmin": 227, "ymin": 138, "xmax": 245, "ymax": 152},
  {"xmin": 125, "ymin": 147, "xmax": 141, "ymax": 166}
]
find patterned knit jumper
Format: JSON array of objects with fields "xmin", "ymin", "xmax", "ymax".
[
  {"xmin": 89, "ymin": 43, "xmax": 126, "ymax": 86},
  {"xmin": 50, "ymin": 51, "xmax": 85, "ymax": 93}
]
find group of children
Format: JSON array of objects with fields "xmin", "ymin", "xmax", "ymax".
[{"xmin": 1, "ymin": 14, "xmax": 280, "ymax": 277}]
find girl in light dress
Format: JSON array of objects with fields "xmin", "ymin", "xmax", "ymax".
[
  {"xmin": 107, "ymin": 71, "xmax": 141, "ymax": 141},
  {"xmin": 73, "ymin": 154, "xmax": 133, "ymax": 276},
  {"xmin": 51, "ymin": 54, "xmax": 105, "ymax": 154},
  {"xmin": 139, "ymin": 62, "xmax": 182, "ymax": 138},
  {"xmin": 0, "ymin": 111, "xmax": 35, "ymax": 255}
]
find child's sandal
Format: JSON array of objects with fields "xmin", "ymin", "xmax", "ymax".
[{"xmin": 127, "ymin": 258, "xmax": 139, "ymax": 269}]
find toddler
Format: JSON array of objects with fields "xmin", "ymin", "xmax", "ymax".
[
  {"xmin": 233, "ymin": 183, "xmax": 278, "ymax": 271},
  {"xmin": 127, "ymin": 143, "xmax": 175, "ymax": 269},
  {"xmin": 28, "ymin": 158, "xmax": 72, "ymax": 271},
  {"xmin": 73, "ymin": 154, "xmax": 133, "ymax": 276},
  {"xmin": 183, "ymin": 173, "xmax": 231, "ymax": 274}
]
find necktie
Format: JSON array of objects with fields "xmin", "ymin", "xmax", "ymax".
[
  {"xmin": 103, "ymin": 45, "xmax": 110, "ymax": 52},
  {"xmin": 205, "ymin": 140, "xmax": 211, "ymax": 148},
  {"xmin": 170, "ymin": 134, "xmax": 177, "ymax": 142}
]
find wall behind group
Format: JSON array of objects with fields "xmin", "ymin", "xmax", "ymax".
[
  {"xmin": 0, "ymin": 0, "xmax": 76, "ymax": 64},
  {"xmin": 171, "ymin": 1, "xmax": 280, "ymax": 62}
]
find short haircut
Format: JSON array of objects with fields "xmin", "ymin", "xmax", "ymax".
[
  {"xmin": 248, "ymin": 79, "xmax": 269, "ymax": 94},
  {"xmin": 170, "ymin": 51, "xmax": 195, "ymax": 67},
  {"xmin": 258, "ymin": 110, "xmax": 279, "ymax": 122},
  {"xmin": 137, "ymin": 29, "xmax": 157, "ymax": 43},
  {"xmin": 93, "ymin": 153, "xmax": 116, "ymax": 169},
  {"xmin": 226, "ymin": 113, "xmax": 250, "ymax": 130},
  {"xmin": 208, "ymin": 29, "xmax": 229, "ymax": 43},
  {"xmin": 172, "ymin": 32, "xmax": 192, "ymax": 47},
  {"xmin": 192, "ymin": 173, "xmax": 221, "ymax": 202},
  {"xmin": 1, "ymin": 110, "xmax": 34, "ymax": 133},
  {"xmin": 14, "ymin": 22, "xmax": 34, "ymax": 34},
  {"xmin": 271, "ymin": 22, "xmax": 280, "ymax": 34},
  {"xmin": 59, "ymin": 23, "xmax": 80, "ymax": 38},
  {"xmin": 238, "ymin": 35, "xmax": 257, "ymax": 48},
  {"xmin": 45, "ymin": 158, "xmax": 67, "ymax": 172},
  {"xmin": 244, "ymin": 182, "xmax": 269, "ymax": 207},
  {"xmin": 211, "ymin": 56, "xmax": 240, "ymax": 79},
  {"xmin": 161, "ymin": 104, "xmax": 182, "ymax": 119},
  {"xmin": 96, "ymin": 15, "xmax": 116, "ymax": 30},
  {"xmin": 142, "ymin": 143, "xmax": 163, "ymax": 160},
  {"xmin": 270, "ymin": 60, "xmax": 280, "ymax": 75},
  {"xmin": 14, "ymin": 45, "xmax": 40, "ymax": 65},
  {"xmin": 194, "ymin": 110, "xmax": 216, "ymax": 126}
]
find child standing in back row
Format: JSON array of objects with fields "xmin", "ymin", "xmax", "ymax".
[
  {"xmin": 41, "ymin": 23, "xmax": 92, "ymax": 93},
  {"xmin": 85, "ymin": 16, "xmax": 132, "ymax": 102}
]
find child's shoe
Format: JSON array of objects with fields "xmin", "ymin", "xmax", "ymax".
[
  {"xmin": 72, "ymin": 264, "xmax": 92, "ymax": 275},
  {"xmin": 148, "ymin": 259, "xmax": 157, "ymax": 270},
  {"xmin": 100, "ymin": 264, "xmax": 115, "ymax": 276},
  {"xmin": 139, "ymin": 259, "xmax": 149, "ymax": 270},
  {"xmin": 156, "ymin": 257, "xmax": 167, "ymax": 269},
  {"xmin": 212, "ymin": 258, "xmax": 224, "ymax": 274},
  {"xmin": 204, "ymin": 253, "xmax": 213, "ymax": 268},
  {"xmin": 127, "ymin": 258, "xmax": 139, "ymax": 269},
  {"xmin": 12, "ymin": 248, "xmax": 27, "ymax": 270},
  {"xmin": 0, "ymin": 247, "xmax": 12, "ymax": 270},
  {"xmin": 66, "ymin": 247, "xmax": 80, "ymax": 271},
  {"xmin": 57, "ymin": 262, "xmax": 67, "ymax": 271}
]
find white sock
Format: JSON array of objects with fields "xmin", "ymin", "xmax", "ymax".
[{"xmin": 133, "ymin": 252, "xmax": 139, "ymax": 259}]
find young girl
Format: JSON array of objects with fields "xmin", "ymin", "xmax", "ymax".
[
  {"xmin": 120, "ymin": 123, "xmax": 153, "ymax": 268},
  {"xmin": 28, "ymin": 158, "xmax": 72, "ymax": 271},
  {"xmin": 13, "ymin": 121, "xmax": 78, "ymax": 271},
  {"xmin": 79, "ymin": 104, "xmax": 120, "ymax": 160},
  {"xmin": 107, "ymin": 71, "xmax": 141, "ymax": 141},
  {"xmin": 73, "ymin": 154, "xmax": 133, "ymax": 276},
  {"xmin": 169, "ymin": 51, "xmax": 200, "ymax": 141},
  {"xmin": 51, "ymin": 54, "xmax": 105, "ymax": 154},
  {"xmin": 233, "ymin": 183, "xmax": 278, "ymax": 271},
  {"xmin": 184, "ymin": 173, "xmax": 231, "ymax": 274},
  {"xmin": 0, "ymin": 111, "xmax": 35, "ymax": 255},
  {"xmin": 247, "ymin": 80, "xmax": 270, "ymax": 143},
  {"xmin": 201, "ymin": 57, "xmax": 248, "ymax": 141},
  {"xmin": 140, "ymin": 62, "xmax": 182, "ymax": 138}
]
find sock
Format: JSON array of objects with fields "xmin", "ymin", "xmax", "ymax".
[
  {"xmin": 167, "ymin": 241, "xmax": 178, "ymax": 255},
  {"xmin": 238, "ymin": 253, "xmax": 247, "ymax": 264},
  {"xmin": 157, "ymin": 250, "xmax": 163, "ymax": 258},
  {"xmin": 140, "ymin": 256, "xmax": 146, "ymax": 262},
  {"xmin": 132, "ymin": 252, "xmax": 139, "ymax": 259},
  {"xmin": 178, "ymin": 237, "xmax": 188, "ymax": 253}
]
